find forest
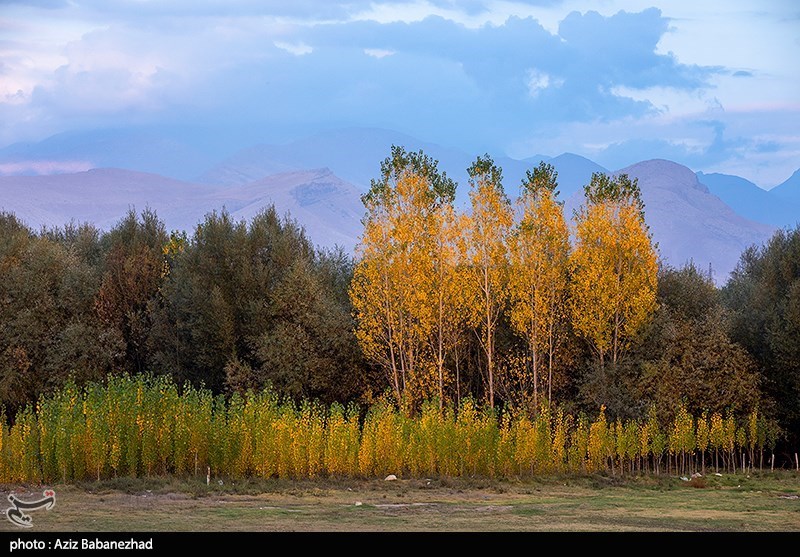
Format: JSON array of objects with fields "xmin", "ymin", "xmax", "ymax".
[{"xmin": 0, "ymin": 146, "xmax": 798, "ymax": 481}]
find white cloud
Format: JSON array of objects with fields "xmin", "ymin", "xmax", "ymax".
[
  {"xmin": 610, "ymin": 85, "xmax": 712, "ymax": 118},
  {"xmin": 526, "ymin": 68, "xmax": 562, "ymax": 97},
  {"xmin": 0, "ymin": 160, "xmax": 94, "ymax": 175},
  {"xmin": 364, "ymin": 48, "xmax": 395, "ymax": 58},
  {"xmin": 273, "ymin": 40, "xmax": 313, "ymax": 55}
]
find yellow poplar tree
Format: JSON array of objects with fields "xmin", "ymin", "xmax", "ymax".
[
  {"xmin": 350, "ymin": 146, "xmax": 456, "ymax": 406},
  {"xmin": 426, "ymin": 202, "xmax": 468, "ymax": 408},
  {"xmin": 508, "ymin": 162, "xmax": 570, "ymax": 409},
  {"xmin": 570, "ymin": 172, "xmax": 658, "ymax": 367},
  {"xmin": 463, "ymin": 155, "xmax": 513, "ymax": 409}
]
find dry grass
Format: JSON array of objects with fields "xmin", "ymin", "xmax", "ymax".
[{"xmin": 1, "ymin": 472, "xmax": 798, "ymax": 532}]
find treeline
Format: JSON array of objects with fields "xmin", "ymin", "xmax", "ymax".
[
  {"xmin": 0, "ymin": 145, "xmax": 798, "ymax": 450},
  {"xmin": 0, "ymin": 375, "xmax": 781, "ymax": 483},
  {"xmin": 0, "ymin": 207, "xmax": 373, "ymax": 417}
]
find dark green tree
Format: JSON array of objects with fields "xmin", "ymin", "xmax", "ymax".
[
  {"xmin": 148, "ymin": 207, "xmax": 369, "ymax": 401},
  {"xmin": 0, "ymin": 213, "xmax": 120, "ymax": 413},
  {"xmin": 723, "ymin": 227, "xmax": 800, "ymax": 443},
  {"xmin": 639, "ymin": 264, "xmax": 761, "ymax": 420},
  {"xmin": 95, "ymin": 209, "xmax": 168, "ymax": 373}
]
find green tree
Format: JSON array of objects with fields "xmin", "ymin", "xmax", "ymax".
[
  {"xmin": 96, "ymin": 209, "xmax": 168, "ymax": 373},
  {"xmin": 150, "ymin": 207, "xmax": 366, "ymax": 400},
  {"xmin": 723, "ymin": 226, "xmax": 800, "ymax": 444},
  {"xmin": 0, "ymin": 213, "xmax": 119, "ymax": 413}
]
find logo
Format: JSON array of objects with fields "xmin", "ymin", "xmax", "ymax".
[{"xmin": 6, "ymin": 490, "xmax": 56, "ymax": 528}]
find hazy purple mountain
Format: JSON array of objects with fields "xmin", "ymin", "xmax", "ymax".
[
  {"xmin": 697, "ymin": 171, "xmax": 800, "ymax": 228},
  {"xmin": 0, "ymin": 168, "xmax": 205, "ymax": 232},
  {"xmin": 198, "ymin": 127, "xmax": 536, "ymax": 208},
  {"xmin": 199, "ymin": 127, "xmax": 465, "ymax": 188},
  {"xmin": 0, "ymin": 167, "xmax": 364, "ymax": 251},
  {"xmin": 770, "ymin": 169, "xmax": 800, "ymax": 202},
  {"xmin": 548, "ymin": 153, "xmax": 608, "ymax": 200},
  {"xmin": 0, "ymin": 128, "xmax": 786, "ymax": 282},
  {"xmin": 204, "ymin": 168, "xmax": 364, "ymax": 251},
  {"xmin": 0, "ymin": 128, "xmax": 238, "ymax": 182}
]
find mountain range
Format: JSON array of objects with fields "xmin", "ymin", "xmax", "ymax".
[{"xmin": 1, "ymin": 127, "xmax": 798, "ymax": 282}]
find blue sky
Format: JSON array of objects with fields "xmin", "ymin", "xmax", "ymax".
[{"xmin": 1, "ymin": 0, "xmax": 798, "ymax": 187}]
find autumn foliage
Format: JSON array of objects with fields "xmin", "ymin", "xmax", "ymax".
[
  {"xmin": 352, "ymin": 149, "xmax": 658, "ymax": 411},
  {"xmin": 0, "ymin": 375, "xmax": 778, "ymax": 482},
  {"xmin": 0, "ymin": 145, "xmax": 795, "ymax": 479}
]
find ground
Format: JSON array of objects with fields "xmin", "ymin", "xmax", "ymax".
[{"xmin": 1, "ymin": 473, "xmax": 798, "ymax": 532}]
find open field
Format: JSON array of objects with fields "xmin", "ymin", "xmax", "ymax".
[{"xmin": 1, "ymin": 473, "xmax": 798, "ymax": 532}]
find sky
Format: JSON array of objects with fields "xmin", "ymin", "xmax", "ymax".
[{"xmin": 1, "ymin": 0, "xmax": 798, "ymax": 187}]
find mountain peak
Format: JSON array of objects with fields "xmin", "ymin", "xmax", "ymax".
[
  {"xmin": 619, "ymin": 159, "xmax": 709, "ymax": 194},
  {"xmin": 770, "ymin": 168, "xmax": 800, "ymax": 200}
]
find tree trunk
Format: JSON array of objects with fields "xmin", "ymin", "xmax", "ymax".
[
  {"xmin": 548, "ymin": 324, "xmax": 554, "ymax": 407},
  {"xmin": 612, "ymin": 311, "xmax": 620, "ymax": 366},
  {"xmin": 437, "ymin": 271, "xmax": 445, "ymax": 410},
  {"xmin": 485, "ymin": 269, "xmax": 494, "ymax": 410}
]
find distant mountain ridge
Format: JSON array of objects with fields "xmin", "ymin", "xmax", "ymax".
[
  {"xmin": 697, "ymin": 171, "xmax": 800, "ymax": 229},
  {"xmin": 770, "ymin": 169, "xmax": 800, "ymax": 202},
  {"xmin": 0, "ymin": 167, "xmax": 364, "ymax": 251},
  {"xmin": 1, "ymin": 126, "xmax": 797, "ymax": 282},
  {"xmin": 619, "ymin": 160, "xmax": 774, "ymax": 280}
]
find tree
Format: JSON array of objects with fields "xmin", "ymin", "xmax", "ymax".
[
  {"xmin": 0, "ymin": 213, "xmax": 119, "ymax": 413},
  {"xmin": 426, "ymin": 201, "xmax": 468, "ymax": 408},
  {"xmin": 570, "ymin": 172, "xmax": 658, "ymax": 367},
  {"xmin": 350, "ymin": 146, "xmax": 456, "ymax": 406},
  {"xmin": 95, "ymin": 209, "xmax": 167, "ymax": 373},
  {"xmin": 723, "ymin": 226, "xmax": 800, "ymax": 444},
  {"xmin": 463, "ymin": 155, "xmax": 513, "ymax": 409},
  {"xmin": 508, "ymin": 162, "xmax": 570, "ymax": 409},
  {"xmin": 639, "ymin": 264, "xmax": 761, "ymax": 418},
  {"xmin": 149, "ymin": 207, "xmax": 365, "ymax": 400}
]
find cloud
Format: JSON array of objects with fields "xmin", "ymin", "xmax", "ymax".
[
  {"xmin": 0, "ymin": 160, "xmax": 93, "ymax": 175},
  {"xmin": 526, "ymin": 69, "xmax": 562, "ymax": 97},
  {"xmin": 1, "ymin": 1, "xmax": 794, "ymax": 190},
  {"xmin": 274, "ymin": 41, "xmax": 313, "ymax": 55}
]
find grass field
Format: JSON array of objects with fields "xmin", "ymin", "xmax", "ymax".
[{"xmin": 1, "ymin": 472, "xmax": 798, "ymax": 532}]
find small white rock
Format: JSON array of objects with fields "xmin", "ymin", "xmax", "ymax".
[
  {"xmin": 354, "ymin": 501, "xmax": 363, "ymax": 506},
  {"xmin": 714, "ymin": 473, "xmax": 723, "ymax": 477},
  {"xmin": 691, "ymin": 472, "xmax": 702, "ymax": 478},
  {"xmin": 680, "ymin": 476, "xmax": 689, "ymax": 481},
  {"xmin": 384, "ymin": 474, "xmax": 398, "ymax": 481}
]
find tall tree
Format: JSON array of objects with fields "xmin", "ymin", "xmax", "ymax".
[
  {"xmin": 426, "ymin": 201, "xmax": 467, "ymax": 408},
  {"xmin": 95, "ymin": 208, "xmax": 167, "ymax": 373},
  {"xmin": 639, "ymin": 265, "xmax": 761, "ymax": 419},
  {"xmin": 570, "ymin": 172, "xmax": 658, "ymax": 367},
  {"xmin": 464, "ymin": 155, "xmax": 513, "ymax": 409},
  {"xmin": 508, "ymin": 162, "xmax": 570, "ymax": 409},
  {"xmin": 723, "ymin": 227, "xmax": 800, "ymax": 444},
  {"xmin": 350, "ymin": 146, "xmax": 456, "ymax": 406},
  {"xmin": 0, "ymin": 214, "xmax": 119, "ymax": 413}
]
